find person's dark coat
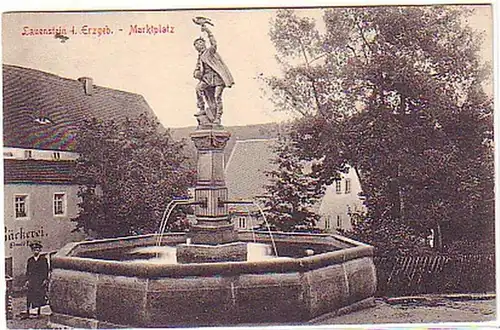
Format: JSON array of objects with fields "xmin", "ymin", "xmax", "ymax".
[{"xmin": 26, "ymin": 255, "xmax": 49, "ymax": 308}]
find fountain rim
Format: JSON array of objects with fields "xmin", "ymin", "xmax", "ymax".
[{"xmin": 51, "ymin": 232, "xmax": 373, "ymax": 278}]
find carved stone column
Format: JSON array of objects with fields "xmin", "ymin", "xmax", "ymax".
[{"xmin": 188, "ymin": 128, "xmax": 237, "ymax": 244}]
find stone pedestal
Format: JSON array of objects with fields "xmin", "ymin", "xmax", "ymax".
[
  {"xmin": 189, "ymin": 222, "xmax": 237, "ymax": 245},
  {"xmin": 176, "ymin": 242, "xmax": 248, "ymax": 263},
  {"xmin": 189, "ymin": 128, "xmax": 236, "ymax": 245}
]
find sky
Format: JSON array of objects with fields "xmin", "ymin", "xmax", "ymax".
[{"xmin": 1, "ymin": 3, "xmax": 494, "ymax": 128}]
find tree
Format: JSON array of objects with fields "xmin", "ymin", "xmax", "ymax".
[
  {"xmin": 264, "ymin": 7, "xmax": 493, "ymax": 253},
  {"xmin": 262, "ymin": 132, "xmax": 324, "ymax": 232},
  {"xmin": 72, "ymin": 113, "xmax": 195, "ymax": 238}
]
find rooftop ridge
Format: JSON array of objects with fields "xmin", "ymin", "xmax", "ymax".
[
  {"xmin": 3, "ymin": 64, "xmax": 145, "ymax": 99},
  {"xmin": 3, "ymin": 64, "xmax": 157, "ymax": 151}
]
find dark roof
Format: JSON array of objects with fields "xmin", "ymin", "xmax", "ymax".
[
  {"xmin": 3, "ymin": 64, "xmax": 156, "ymax": 151},
  {"xmin": 225, "ymin": 139, "xmax": 277, "ymax": 200},
  {"xmin": 4, "ymin": 159, "xmax": 76, "ymax": 184}
]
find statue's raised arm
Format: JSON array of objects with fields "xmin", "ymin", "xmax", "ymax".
[
  {"xmin": 192, "ymin": 17, "xmax": 234, "ymax": 127},
  {"xmin": 202, "ymin": 25, "xmax": 217, "ymax": 50}
]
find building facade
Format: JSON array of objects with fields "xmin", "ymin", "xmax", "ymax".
[
  {"xmin": 225, "ymin": 138, "xmax": 365, "ymax": 233},
  {"xmin": 4, "ymin": 159, "xmax": 85, "ymax": 286},
  {"xmin": 3, "ymin": 64, "xmax": 157, "ymax": 286},
  {"xmin": 316, "ymin": 166, "xmax": 365, "ymax": 233}
]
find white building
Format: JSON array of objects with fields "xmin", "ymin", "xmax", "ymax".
[
  {"xmin": 316, "ymin": 166, "xmax": 365, "ymax": 232},
  {"xmin": 3, "ymin": 64, "xmax": 157, "ymax": 287},
  {"xmin": 224, "ymin": 138, "xmax": 365, "ymax": 233}
]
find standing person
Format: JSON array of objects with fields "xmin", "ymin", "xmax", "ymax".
[{"xmin": 24, "ymin": 241, "xmax": 49, "ymax": 318}]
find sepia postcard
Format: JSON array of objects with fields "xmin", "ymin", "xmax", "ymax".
[{"xmin": 1, "ymin": 1, "xmax": 496, "ymax": 329}]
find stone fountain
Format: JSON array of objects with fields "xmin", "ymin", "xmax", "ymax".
[{"xmin": 47, "ymin": 19, "xmax": 377, "ymax": 329}]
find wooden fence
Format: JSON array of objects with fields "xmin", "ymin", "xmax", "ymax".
[{"xmin": 374, "ymin": 253, "xmax": 495, "ymax": 297}]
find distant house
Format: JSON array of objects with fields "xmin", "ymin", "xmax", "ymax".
[
  {"xmin": 316, "ymin": 166, "xmax": 365, "ymax": 232},
  {"xmin": 225, "ymin": 139, "xmax": 276, "ymax": 201},
  {"xmin": 224, "ymin": 138, "xmax": 365, "ymax": 232},
  {"xmin": 169, "ymin": 122, "xmax": 283, "ymax": 167},
  {"xmin": 225, "ymin": 139, "xmax": 277, "ymax": 230},
  {"xmin": 3, "ymin": 64, "xmax": 157, "ymax": 286}
]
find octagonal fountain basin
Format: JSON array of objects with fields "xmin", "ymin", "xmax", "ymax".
[{"xmin": 48, "ymin": 231, "xmax": 377, "ymax": 328}]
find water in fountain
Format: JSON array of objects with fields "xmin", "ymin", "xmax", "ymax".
[
  {"xmin": 48, "ymin": 22, "xmax": 377, "ymax": 325},
  {"xmin": 252, "ymin": 201, "xmax": 278, "ymax": 257},
  {"xmin": 243, "ymin": 204, "xmax": 257, "ymax": 243},
  {"xmin": 127, "ymin": 199, "xmax": 283, "ymax": 264},
  {"xmin": 156, "ymin": 199, "xmax": 178, "ymax": 244},
  {"xmin": 241, "ymin": 203, "xmax": 278, "ymax": 261},
  {"xmin": 155, "ymin": 198, "xmax": 193, "ymax": 248},
  {"xmin": 127, "ymin": 245, "xmax": 178, "ymax": 264}
]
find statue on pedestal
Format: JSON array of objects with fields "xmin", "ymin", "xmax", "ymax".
[{"xmin": 192, "ymin": 17, "xmax": 234, "ymax": 127}]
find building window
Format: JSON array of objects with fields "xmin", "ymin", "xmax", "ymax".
[
  {"xmin": 24, "ymin": 150, "xmax": 32, "ymax": 159},
  {"xmin": 335, "ymin": 180, "xmax": 342, "ymax": 194},
  {"xmin": 336, "ymin": 215, "xmax": 342, "ymax": 228},
  {"xmin": 53, "ymin": 193, "xmax": 66, "ymax": 216},
  {"xmin": 14, "ymin": 195, "xmax": 29, "ymax": 219},
  {"xmin": 34, "ymin": 116, "xmax": 52, "ymax": 125},
  {"xmin": 325, "ymin": 217, "xmax": 331, "ymax": 230},
  {"xmin": 238, "ymin": 217, "xmax": 247, "ymax": 229},
  {"xmin": 52, "ymin": 152, "xmax": 61, "ymax": 160},
  {"xmin": 345, "ymin": 179, "xmax": 351, "ymax": 194}
]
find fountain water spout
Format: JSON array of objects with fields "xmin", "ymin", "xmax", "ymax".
[
  {"xmin": 156, "ymin": 198, "xmax": 202, "ymax": 248},
  {"xmin": 220, "ymin": 199, "xmax": 278, "ymax": 257},
  {"xmin": 243, "ymin": 205, "xmax": 257, "ymax": 243},
  {"xmin": 251, "ymin": 201, "xmax": 278, "ymax": 257}
]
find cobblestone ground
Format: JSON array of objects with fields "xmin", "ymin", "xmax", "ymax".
[
  {"xmin": 313, "ymin": 297, "xmax": 496, "ymax": 326},
  {"xmin": 4, "ymin": 295, "xmax": 497, "ymax": 329},
  {"xmin": 6, "ymin": 294, "xmax": 51, "ymax": 330}
]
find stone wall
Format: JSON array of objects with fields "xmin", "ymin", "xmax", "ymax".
[{"xmin": 48, "ymin": 233, "xmax": 377, "ymax": 328}]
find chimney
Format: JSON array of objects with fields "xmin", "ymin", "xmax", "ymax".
[{"xmin": 78, "ymin": 77, "xmax": 93, "ymax": 95}]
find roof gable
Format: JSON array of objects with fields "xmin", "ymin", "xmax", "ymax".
[
  {"xmin": 4, "ymin": 159, "xmax": 76, "ymax": 184},
  {"xmin": 3, "ymin": 64, "xmax": 156, "ymax": 151},
  {"xmin": 225, "ymin": 139, "xmax": 277, "ymax": 200}
]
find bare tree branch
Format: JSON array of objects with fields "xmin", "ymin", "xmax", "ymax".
[{"xmin": 355, "ymin": 20, "xmax": 372, "ymax": 62}]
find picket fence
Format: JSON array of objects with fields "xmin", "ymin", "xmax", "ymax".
[{"xmin": 374, "ymin": 253, "xmax": 495, "ymax": 297}]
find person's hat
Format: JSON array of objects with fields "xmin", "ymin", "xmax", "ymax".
[{"xmin": 29, "ymin": 240, "xmax": 43, "ymax": 249}]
